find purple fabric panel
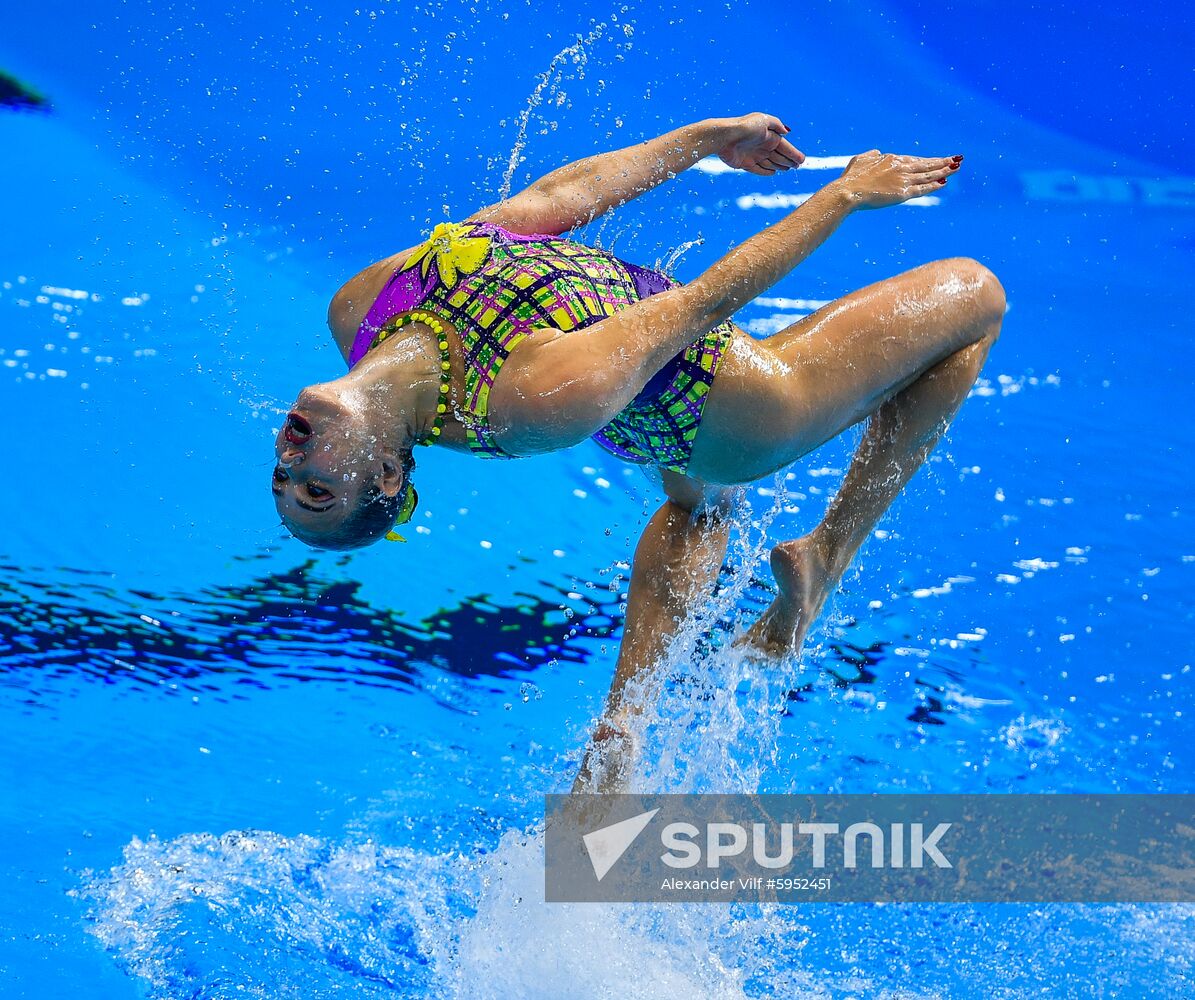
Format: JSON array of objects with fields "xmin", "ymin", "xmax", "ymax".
[
  {"xmin": 620, "ymin": 260, "xmax": 681, "ymax": 402},
  {"xmin": 348, "ymin": 265, "xmax": 433, "ymax": 367},
  {"xmin": 622, "ymin": 260, "xmax": 674, "ymax": 300},
  {"xmin": 477, "ymin": 222, "xmax": 555, "ymax": 243}
]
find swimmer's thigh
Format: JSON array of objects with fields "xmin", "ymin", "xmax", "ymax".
[{"xmin": 686, "ymin": 258, "xmax": 1004, "ymax": 483}]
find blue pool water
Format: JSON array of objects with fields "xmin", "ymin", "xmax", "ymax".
[{"xmin": 2, "ymin": 1, "xmax": 1193, "ymax": 996}]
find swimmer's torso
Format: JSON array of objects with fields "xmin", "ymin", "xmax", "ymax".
[{"xmin": 349, "ymin": 222, "xmax": 734, "ymax": 473}]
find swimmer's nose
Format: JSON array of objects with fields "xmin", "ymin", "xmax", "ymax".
[{"xmin": 279, "ymin": 446, "xmax": 305, "ymax": 468}]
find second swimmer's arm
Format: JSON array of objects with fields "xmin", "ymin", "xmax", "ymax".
[{"xmin": 471, "ymin": 113, "xmax": 803, "ymax": 235}]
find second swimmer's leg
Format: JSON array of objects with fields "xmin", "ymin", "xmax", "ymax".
[{"xmin": 575, "ymin": 474, "xmax": 736, "ymax": 793}]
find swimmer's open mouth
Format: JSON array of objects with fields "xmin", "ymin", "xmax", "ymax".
[{"xmin": 284, "ymin": 413, "xmax": 313, "ymax": 444}]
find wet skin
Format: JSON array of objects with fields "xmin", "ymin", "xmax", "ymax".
[{"xmin": 271, "ymin": 390, "xmax": 370, "ymax": 536}]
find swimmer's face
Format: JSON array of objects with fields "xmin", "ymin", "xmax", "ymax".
[{"xmin": 271, "ymin": 383, "xmax": 399, "ymax": 541}]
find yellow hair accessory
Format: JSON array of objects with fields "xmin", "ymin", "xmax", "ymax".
[{"xmin": 385, "ymin": 480, "xmax": 419, "ymax": 543}]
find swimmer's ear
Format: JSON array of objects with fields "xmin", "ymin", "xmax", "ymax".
[{"xmin": 378, "ymin": 453, "xmax": 405, "ymax": 498}]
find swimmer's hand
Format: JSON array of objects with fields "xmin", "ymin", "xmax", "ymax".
[
  {"xmin": 835, "ymin": 150, "xmax": 962, "ymax": 209},
  {"xmin": 716, "ymin": 113, "xmax": 805, "ymax": 176}
]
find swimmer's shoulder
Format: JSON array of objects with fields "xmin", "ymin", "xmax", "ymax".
[{"xmin": 327, "ymin": 247, "xmax": 418, "ymax": 363}]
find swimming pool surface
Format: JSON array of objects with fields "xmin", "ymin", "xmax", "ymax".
[{"xmin": 2, "ymin": 1, "xmax": 1192, "ymax": 996}]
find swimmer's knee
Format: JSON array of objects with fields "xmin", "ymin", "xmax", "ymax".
[
  {"xmin": 938, "ymin": 257, "xmax": 1007, "ymax": 332},
  {"xmin": 663, "ymin": 483, "xmax": 741, "ymax": 523}
]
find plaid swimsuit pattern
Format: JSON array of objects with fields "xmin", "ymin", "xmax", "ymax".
[{"xmin": 349, "ymin": 221, "xmax": 734, "ymax": 474}]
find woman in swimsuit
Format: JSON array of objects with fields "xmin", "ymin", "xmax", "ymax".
[{"xmin": 272, "ymin": 112, "xmax": 1005, "ymax": 786}]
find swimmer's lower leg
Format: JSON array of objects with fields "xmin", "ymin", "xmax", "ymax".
[
  {"xmin": 742, "ymin": 332, "xmax": 998, "ymax": 657},
  {"xmin": 574, "ymin": 498, "xmax": 731, "ymax": 792},
  {"xmin": 811, "ymin": 333, "xmax": 996, "ymax": 578}
]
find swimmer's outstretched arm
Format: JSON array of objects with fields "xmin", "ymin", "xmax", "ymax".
[
  {"xmin": 497, "ymin": 150, "xmax": 958, "ymax": 455},
  {"xmin": 326, "ymin": 114, "xmax": 799, "ymax": 350},
  {"xmin": 470, "ymin": 112, "xmax": 804, "ymax": 236}
]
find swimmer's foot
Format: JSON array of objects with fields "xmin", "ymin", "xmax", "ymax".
[
  {"xmin": 573, "ymin": 715, "xmax": 639, "ymax": 794},
  {"xmin": 737, "ymin": 534, "xmax": 837, "ymax": 659}
]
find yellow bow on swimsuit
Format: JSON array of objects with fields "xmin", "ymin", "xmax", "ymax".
[{"xmin": 403, "ymin": 222, "xmax": 492, "ymax": 290}]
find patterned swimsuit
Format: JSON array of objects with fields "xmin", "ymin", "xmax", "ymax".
[{"xmin": 348, "ymin": 221, "xmax": 735, "ymax": 475}]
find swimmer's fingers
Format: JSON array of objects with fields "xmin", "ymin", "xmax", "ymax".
[
  {"xmin": 904, "ymin": 155, "xmax": 962, "ymax": 176},
  {"xmin": 905, "ymin": 155, "xmax": 962, "ymax": 188},
  {"xmin": 895, "ymin": 156, "xmax": 959, "ymax": 197},
  {"xmin": 917, "ymin": 165, "xmax": 955, "ymax": 184},
  {"xmin": 906, "ymin": 178, "xmax": 951, "ymax": 199},
  {"xmin": 734, "ymin": 154, "xmax": 782, "ymax": 175},
  {"xmin": 740, "ymin": 146, "xmax": 794, "ymax": 173},
  {"xmin": 716, "ymin": 112, "xmax": 803, "ymax": 174},
  {"xmin": 771, "ymin": 135, "xmax": 806, "ymax": 168},
  {"xmin": 838, "ymin": 150, "xmax": 961, "ymax": 208},
  {"xmin": 897, "ymin": 160, "xmax": 954, "ymax": 182}
]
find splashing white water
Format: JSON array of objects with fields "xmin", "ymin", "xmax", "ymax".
[
  {"xmin": 75, "ymin": 830, "xmax": 469, "ymax": 998},
  {"xmin": 499, "ymin": 24, "xmax": 609, "ymax": 201},
  {"xmin": 77, "ymin": 826, "xmax": 882, "ymax": 999},
  {"xmin": 76, "ymin": 483, "xmax": 868, "ymax": 998}
]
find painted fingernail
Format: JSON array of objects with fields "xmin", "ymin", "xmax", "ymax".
[
  {"xmin": 938, "ymin": 178, "xmax": 947, "ymax": 185},
  {"xmin": 952, "ymin": 155, "xmax": 964, "ymax": 162}
]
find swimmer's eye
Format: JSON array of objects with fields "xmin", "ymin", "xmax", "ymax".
[
  {"xmin": 305, "ymin": 483, "xmax": 333, "ymax": 501},
  {"xmin": 271, "ymin": 466, "xmax": 287, "ymax": 492}
]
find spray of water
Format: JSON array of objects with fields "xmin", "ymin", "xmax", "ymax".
[
  {"xmin": 659, "ymin": 237, "xmax": 706, "ymax": 279},
  {"xmin": 498, "ymin": 23, "xmax": 608, "ymax": 202},
  {"xmin": 77, "ymin": 478, "xmax": 853, "ymax": 998}
]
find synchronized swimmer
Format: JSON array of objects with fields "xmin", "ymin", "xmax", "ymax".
[{"xmin": 271, "ymin": 112, "xmax": 1005, "ymax": 787}]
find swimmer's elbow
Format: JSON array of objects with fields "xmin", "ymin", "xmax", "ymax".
[
  {"xmin": 678, "ymin": 277, "xmax": 735, "ymax": 332},
  {"xmin": 470, "ymin": 189, "xmax": 573, "ymax": 237},
  {"xmin": 494, "ymin": 403, "xmax": 595, "ymax": 456}
]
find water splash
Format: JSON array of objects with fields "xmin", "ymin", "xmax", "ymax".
[
  {"xmin": 73, "ymin": 471, "xmax": 1188, "ymax": 995},
  {"xmin": 615, "ymin": 481, "xmax": 803, "ymax": 793},
  {"xmin": 75, "ymin": 484, "xmax": 859, "ymax": 999},
  {"xmin": 77, "ymin": 826, "xmax": 850, "ymax": 999},
  {"xmin": 499, "ymin": 24, "xmax": 609, "ymax": 201},
  {"xmin": 75, "ymin": 830, "xmax": 469, "ymax": 999},
  {"xmin": 659, "ymin": 237, "xmax": 706, "ymax": 279}
]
